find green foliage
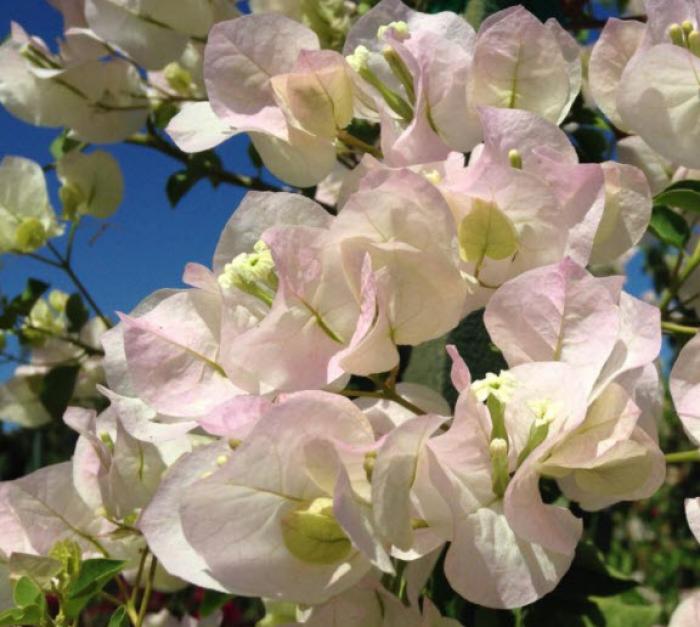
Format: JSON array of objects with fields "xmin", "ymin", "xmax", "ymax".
[
  {"xmin": 649, "ymin": 205, "xmax": 690, "ymax": 249},
  {"xmin": 65, "ymin": 293, "xmax": 89, "ymax": 334},
  {"xmin": 50, "ymin": 130, "xmax": 84, "ymax": 161},
  {"xmin": 200, "ymin": 590, "xmax": 234, "ymax": 618},
  {"xmin": 39, "ymin": 365, "xmax": 80, "ymax": 421},
  {"xmin": 403, "ymin": 309, "xmax": 506, "ymax": 407},
  {"xmin": 166, "ymin": 151, "xmax": 224, "ymax": 207},
  {"xmin": 107, "ymin": 606, "xmax": 130, "ymax": 627},
  {"xmin": 0, "ymin": 576, "xmax": 48, "ymax": 626},
  {"xmin": 654, "ymin": 179, "xmax": 700, "ymax": 215},
  {"xmin": 0, "ymin": 279, "xmax": 49, "ymax": 330},
  {"xmin": 63, "ymin": 558, "xmax": 126, "ymax": 618}
]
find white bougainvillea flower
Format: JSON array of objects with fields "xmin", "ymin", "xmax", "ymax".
[
  {"xmin": 343, "ymin": 0, "xmax": 480, "ymax": 163},
  {"xmin": 0, "ymin": 376, "xmax": 51, "ymax": 429},
  {"xmin": 669, "ymin": 590, "xmax": 700, "ymax": 627},
  {"xmin": 291, "ymin": 576, "xmax": 461, "ymax": 626},
  {"xmin": 169, "ymin": 13, "xmax": 352, "ymax": 187},
  {"xmin": 57, "ymin": 150, "xmax": 124, "ymax": 219},
  {"xmin": 670, "ymin": 333, "xmax": 700, "ymax": 445},
  {"xmin": 588, "ymin": 18, "xmax": 645, "ymax": 131},
  {"xmin": 590, "ymin": 161, "xmax": 652, "ymax": 264},
  {"xmin": 330, "ymin": 169, "xmax": 467, "ymax": 346},
  {"xmin": 470, "ymin": 7, "xmax": 581, "ymax": 124},
  {"xmin": 176, "ymin": 391, "xmax": 390, "ymax": 604},
  {"xmin": 84, "ymin": 0, "xmax": 237, "ymax": 70},
  {"xmin": 48, "ymin": 0, "xmax": 88, "ymax": 28},
  {"xmin": 617, "ymin": 135, "xmax": 700, "ymax": 195},
  {"xmin": 469, "ymin": 106, "xmax": 608, "ymax": 267},
  {"xmin": 139, "ymin": 440, "xmax": 231, "ymax": 591},
  {"xmin": 442, "ymin": 156, "xmax": 572, "ymax": 310},
  {"xmin": 0, "ymin": 23, "xmax": 148, "ymax": 143},
  {"xmin": 1, "ymin": 462, "xmax": 117, "ymax": 557},
  {"xmin": 118, "ymin": 288, "xmax": 244, "ymax": 418},
  {"xmin": 0, "ymin": 156, "xmax": 62, "ymax": 254},
  {"xmin": 64, "ymin": 405, "xmax": 181, "ymax": 522},
  {"xmin": 588, "ymin": 0, "xmax": 700, "ymax": 167},
  {"xmin": 484, "ymin": 259, "xmax": 661, "ymax": 401}
]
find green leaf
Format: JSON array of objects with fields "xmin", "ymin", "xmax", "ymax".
[
  {"xmin": 403, "ymin": 309, "xmax": 507, "ymax": 408},
  {"xmin": 152, "ymin": 102, "xmax": 179, "ymax": 130},
  {"xmin": 649, "ymin": 205, "xmax": 690, "ymax": 248},
  {"xmin": 654, "ymin": 189, "xmax": 700, "ymax": 214},
  {"xmin": 64, "ymin": 558, "xmax": 126, "ymax": 618},
  {"xmin": 549, "ymin": 542, "xmax": 637, "ymax": 600},
  {"xmin": 65, "ymin": 293, "xmax": 88, "ymax": 334},
  {"xmin": 0, "ymin": 279, "xmax": 50, "ymax": 329},
  {"xmin": 68, "ymin": 559, "xmax": 125, "ymax": 598},
  {"xmin": 0, "ymin": 605, "xmax": 42, "ymax": 626},
  {"xmin": 13, "ymin": 576, "xmax": 43, "ymax": 608},
  {"xmin": 39, "ymin": 365, "xmax": 80, "ymax": 421},
  {"xmin": 108, "ymin": 606, "xmax": 130, "ymax": 627},
  {"xmin": 166, "ymin": 170, "xmax": 197, "ymax": 208},
  {"xmin": 589, "ymin": 594, "xmax": 661, "ymax": 627},
  {"xmin": 50, "ymin": 130, "xmax": 84, "ymax": 160},
  {"xmin": 658, "ymin": 178, "xmax": 700, "ymax": 195},
  {"xmin": 199, "ymin": 590, "xmax": 233, "ymax": 618}
]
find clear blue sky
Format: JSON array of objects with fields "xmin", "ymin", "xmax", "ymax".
[{"xmin": 0, "ymin": 0, "xmax": 652, "ymax": 382}]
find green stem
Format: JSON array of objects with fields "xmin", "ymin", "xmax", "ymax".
[
  {"xmin": 337, "ymin": 129, "xmax": 382, "ymax": 159},
  {"xmin": 135, "ymin": 556, "xmax": 158, "ymax": 627},
  {"xmin": 661, "ymin": 321, "xmax": 699, "ymax": 335},
  {"xmin": 46, "ymin": 242, "xmax": 112, "ymax": 329},
  {"xmin": 338, "ymin": 388, "xmax": 426, "ymax": 415},
  {"xmin": 660, "ymin": 239, "xmax": 700, "ymax": 312},
  {"xmin": 665, "ymin": 450, "xmax": 700, "ymax": 463}
]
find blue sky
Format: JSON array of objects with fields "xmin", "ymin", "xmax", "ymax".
[{"xmin": 0, "ymin": 0, "xmax": 652, "ymax": 381}]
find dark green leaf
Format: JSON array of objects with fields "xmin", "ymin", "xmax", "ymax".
[
  {"xmin": 403, "ymin": 309, "xmax": 506, "ymax": 408},
  {"xmin": 64, "ymin": 558, "xmax": 126, "ymax": 618},
  {"xmin": 166, "ymin": 171, "xmax": 197, "ymax": 207},
  {"xmin": 0, "ymin": 279, "xmax": 50, "ymax": 329},
  {"xmin": 108, "ymin": 606, "xmax": 130, "ymax": 627},
  {"xmin": 549, "ymin": 542, "xmax": 637, "ymax": 600},
  {"xmin": 68, "ymin": 559, "xmax": 126, "ymax": 598},
  {"xmin": 13, "ymin": 576, "xmax": 43, "ymax": 608},
  {"xmin": 199, "ymin": 590, "xmax": 233, "ymax": 618},
  {"xmin": 152, "ymin": 102, "xmax": 179, "ymax": 130},
  {"xmin": 39, "ymin": 365, "xmax": 80, "ymax": 421},
  {"xmin": 649, "ymin": 205, "xmax": 690, "ymax": 248},
  {"xmin": 654, "ymin": 189, "xmax": 700, "ymax": 214},
  {"xmin": 659, "ymin": 179, "xmax": 700, "ymax": 195},
  {"xmin": 65, "ymin": 294, "xmax": 88, "ymax": 334}
]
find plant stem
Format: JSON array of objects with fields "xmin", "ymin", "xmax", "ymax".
[
  {"xmin": 665, "ymin": 450, "xmax": 700, "ymax": 463},
  {"xmin": 338, "ymin": 388, "xmax": 426, "ymax": 415},
  {"xmin": 135, "ymin": 556, "xmax": 158, "ymax": 627},
  {"xmin": 337, "ymin": 129, "xmax": 382, "ymax": 158},
  {"xmin": 661, "ymin": 321, "xmax": 699, "ymax": 335},
  {"xmin": 660, "ymin": 239, "xmax": 700, "ymax": 313},
  {"xmin": 125, "ymin": 133, "xmax": 288, "ymax": 194},
  {"xmin": 46, "ymin": 242, "xmax": 112, "ymax": 329}
]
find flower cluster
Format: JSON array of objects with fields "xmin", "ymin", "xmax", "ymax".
[{"xmin": 3, "ymin": 0, "xmax": 700, "ymax": 625}]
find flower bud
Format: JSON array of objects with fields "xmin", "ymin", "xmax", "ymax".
[
  {"xmin": 59, "ymin": 181, "xmax": 86, "ymax": 221},
  {"xmin": 669, "ymin": 23, "xmax": 686, "ymax": 47},
  {"xmin": 689, "ymin": 30, "xmax": 700, "ymax": 56},
  {"xmin": 280, "ymin": 497, "xmax": 352, "ymax": 565},
  {"xmin": 14, "ymin": 217, "xmax": 47, "ymax": 253},
  {"xmin": 377, "ymin": 21, "xmax": 410, "ymax": 42},
  {"xmin": 508, "ymin": 149, "xmax": 523, "ymax": 170},
  {"xmin": 48, "ymin": 289, "xmax": 69, "ymax": 313},
  {"xmin": 163, "ymin": 62, "xmax": 194, "ymax": 96},
  {"xmin": 489, "ymin": 437, "xmax": 510, "ymax": 497}
]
